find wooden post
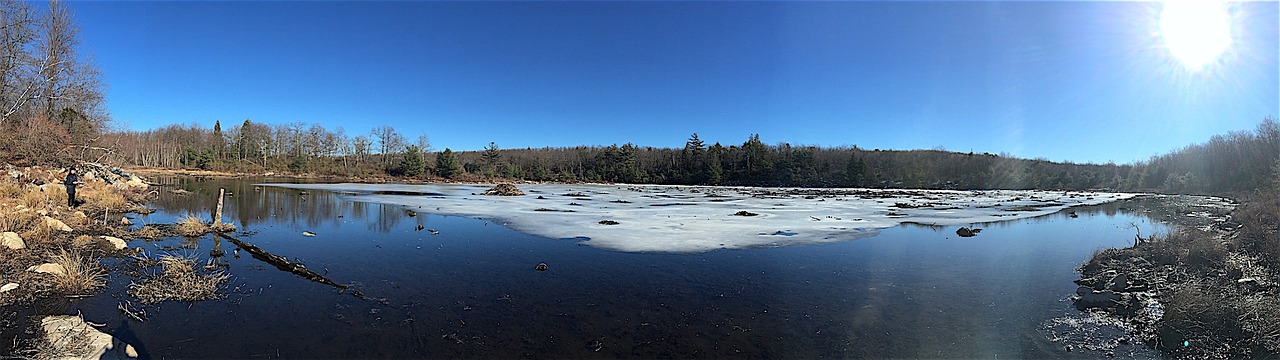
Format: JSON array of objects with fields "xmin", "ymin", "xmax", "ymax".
[{"xmin": 213, "ymin": 188, "xmax": 225, "ymax": 228}]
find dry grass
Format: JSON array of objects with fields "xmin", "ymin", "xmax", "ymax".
[
  {"xmin": 133, "ymin": 225, "xmax": 160, "ymax": 240},
  {"xmin": 21, "ymin": 218, "xmax": 63, "ymax": 245},
  {"xmin": 19, "ymin": 189, "xmax": 51, "ymax": 209},
  {"xmin": 175, "ymin": 215, "xmax": 209, "ymax": 237},
  {"xmin": 0, "ymin": 209, "xmax": 38, "ymax": 232},
  {"xmin": 210, "ymin": 222, "xmax": 237, "ymax": 233},
  {"xmin": 77, "ymin": 183, "xmax": 130, "ymax": 213},
  {"xmin": 0, "ymin": 179, "xmax": 24, "ymax": 199},
  {"xmin": 48, "ymin": 250, "xmax": 107, "ymax": 296},
  {"xmin": 128, "ymin": 254, "xmax": 227, "ymax": 304},
  {"xmin": 70, "ymin": 235, "xmax": 96, "ymax": 248}
]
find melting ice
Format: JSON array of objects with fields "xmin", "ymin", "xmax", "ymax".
[{"xmin": 259, "ymin": 183, "xmax": 1139, "ymax": 253}]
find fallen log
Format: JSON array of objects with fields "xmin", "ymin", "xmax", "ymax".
[{"xmin": 215, "ymin": 232, "xmax": 347, "ymax": 290}]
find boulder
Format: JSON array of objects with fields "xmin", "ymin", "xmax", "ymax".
[
  {"xmin": 43, "ymin": 216, "xmax": 73, "ymax": 232},
  {"xmin": 41, "ymin": 315, "xmax": 133, "ymax": 360},
  {"xmin": 956, "ymin": 227, "xmax": 982, "ymax": 237},
  {"xmin": 1, "ymin": 232, "xmax": 24, "ymax": 250},
  {"xmin": 482, "ymin": 183, "xmax": 525, "ymax": 196},
  {"xmin": 28, "ymin": 263, "xmax": 67, "ymax": 276},
  {"xmin": 1074, "ymin": 288, "xmax": 1122, "ymax": 309},
  {"xmin": 0, "ymin": 283, "xmax": 17, "ymax": 293},
  {"xmin": 1109, "ymin": 273, "xmax": 1129, "ymax": 292},
  {"xmin": 120, "ymin": 217, "xmax": 132, "ymax": 226},
  {"xmin": 101, "ymin": 236, "xmax": 127, "ymax": 250}
]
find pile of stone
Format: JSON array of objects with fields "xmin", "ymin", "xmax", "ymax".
[{"xmin": 482, "ymin": 183, "xmax": 525, "ymax": 196}]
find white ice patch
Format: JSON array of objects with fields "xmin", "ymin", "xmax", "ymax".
[{"xmin": 259, "ymin": 183, "xmax": 1140, "ymax": 253}]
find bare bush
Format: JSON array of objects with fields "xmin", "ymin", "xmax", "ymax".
[
  {"xmin": 128, "ymin": 255, "xmax": 227, "ymax": 304},
  {"xmin": 48, "ymin": 249, "xmax": 106, "ymax": 296},
  {"xmin": 175, "ymin": 215, "xmax": 208, "ymax": 237}
]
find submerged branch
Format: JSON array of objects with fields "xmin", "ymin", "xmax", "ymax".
[{"xmin": 215, "ymin": 232, "xmax": 348, "ymax": 290}]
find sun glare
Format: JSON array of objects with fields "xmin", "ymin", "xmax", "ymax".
[{"xmin": 1159, "ymin": 0, "xmax": 1233, "ymax": 71}]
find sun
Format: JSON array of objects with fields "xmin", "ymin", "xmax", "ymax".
[{"xmin": 1159, "ymin": 0, "xmax": 1233, "ymax": 71}]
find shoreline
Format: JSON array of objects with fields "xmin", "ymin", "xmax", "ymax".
[{"xmin": 1071, "ymin": 192, "xmax": 1278, "ymax": 359}]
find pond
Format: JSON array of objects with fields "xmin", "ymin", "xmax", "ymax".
[{"xmin": 12, "ymin": 177, "xmax": 1170, "ymax": 358}]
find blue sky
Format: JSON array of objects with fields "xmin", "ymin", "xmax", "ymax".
[{"xmin": 72, "ymin": 1, "xmax": 1277, "ymax": 164}]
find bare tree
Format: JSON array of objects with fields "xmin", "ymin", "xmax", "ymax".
[{"xmin": 0, "ymin": 0, "xmax": 36, "ymax": 124}]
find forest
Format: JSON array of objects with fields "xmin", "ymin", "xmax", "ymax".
[{"xmin": 67, "ymin": 116, "xmax": 1280, "ymax": 194}]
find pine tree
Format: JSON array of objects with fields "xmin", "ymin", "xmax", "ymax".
[
  {"xmin": 436, "ymin": 148, "xmax": 462, "ymax": 179},
  {"xmin": 400, "ymin": 145, "xmax": 425, "ymax": 176}
]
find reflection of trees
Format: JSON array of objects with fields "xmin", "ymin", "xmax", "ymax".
[{"xmin": 147, "ymin": 176, "xmax": 402, "ymax": 233}]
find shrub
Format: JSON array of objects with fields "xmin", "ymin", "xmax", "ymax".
[
  {"xmin": 175, "ymin": 215, "xmax": 209, "ymax": 237},
  {"xmin": 48, "ymin": 250, "xmax": 106, "ymax": 296},
  {"xmin": 129, "ymin": 255, "xmax": 227, "ymax": 304}
]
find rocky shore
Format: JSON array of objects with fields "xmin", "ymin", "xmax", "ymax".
[
  {"xmin": 1072, "ymin": 194, "xmax": 1280, "ymax": 359},
  {"xmin": 0, "ymin": 163, "xmax": 159, "ymax": 359}
]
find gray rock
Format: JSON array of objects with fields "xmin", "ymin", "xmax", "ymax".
[
  {"xmin": 1075, "ymin": 289, "xmax": 1122, "ymax": 309},
  {"xmin": 1, "ymin": 232, "xmax": 24, "ymax": 250},
  {"xmin": 1109, "ymin": 273, "xmax": 1129, "ymax": 292},
  {"xmin": 41, "ymin": 315, "xmax": 133, "ymax": 360},
  {"xmin": 28, "ymin": 263, "xmax": 67, "ymax": 276},
  {"xmin": 101, "ymin": 236, "xmax": 127, "ymax": 250},
  {"xmin": 43, "ymin": 216, "xmax": 73, "ymax": 232}
]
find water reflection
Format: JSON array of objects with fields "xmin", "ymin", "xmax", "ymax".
[
  {"xmin": 30, "ymin": 178, "xmax": 1171, "ymax": 359},
  {"xmin": 144, "ymin": 176, "xmax": 415, "ymax": 233}
]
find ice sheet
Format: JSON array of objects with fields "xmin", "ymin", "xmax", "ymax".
[{"xmin": 258, "ymin": 183, "xmax": 1140, "ymax": 253}]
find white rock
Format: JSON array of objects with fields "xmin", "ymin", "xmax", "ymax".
[
  {"xmin": 41, "ymin": 315, "xmax": 129, "ymax": 360},
  {"xmin": 28, "ymin": 263, "xmax": 67, "ymax": 276},
  {"xmin": 120, "ymin": 217, "xmax": 132, "ymax": 226},
  {"xmin": 43, "ymin": 216, "xmax": 73, "ymax": 232},
  {"xmin": 101, "ymin": 236, "xmax": 127, "ymax": 250},
  {"xmin": 125, "ymin": 344, "xmax": 138, "ymax": 358},
  {"xmin": 0, "ymin": 283, "xmax": 17, "ymax": 293},
  {"xmin": 1, "ymin": 232, "xmax": 24, "ymax": 250}
]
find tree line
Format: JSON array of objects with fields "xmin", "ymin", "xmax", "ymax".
[
  {"xmin": 86, "ymin": 117, "xmax": 1279, "ymax": 194},
  {"xmin": 0, "ymin": 0, "xmax": 107, "ymax": 166}
]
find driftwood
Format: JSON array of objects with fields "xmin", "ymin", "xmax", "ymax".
[{"xmin": 215, "ymin": 232, "xmax": 347, "ymax": 290}]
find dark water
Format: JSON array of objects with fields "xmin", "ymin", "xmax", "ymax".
[{"xmin": 16, "ymin": 178, "xmax": 1170, "ymax": 359}]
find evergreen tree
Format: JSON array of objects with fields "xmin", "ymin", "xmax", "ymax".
[
  {"xmin": 212, "ymin": 120, "xmax": 224, "ymax": 160},
  {"xmin": 400, "ymin": 145, "xmax": 425, "ymax": 176},
  {"xmin": 846, "ymin": 154, "xmax": 866, "ymax": 187},
  {"xmin": 682, "ymin": 133, "xmax": 707, "ymax": 184},
  {"xmin": 435, "ymin": 148, "xmax": 462, "ymax": 179},
  {"xmin": 482, "ymin": 141, "xmax": 501, "ymax": 176}
]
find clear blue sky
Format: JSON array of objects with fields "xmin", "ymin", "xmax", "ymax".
[{"xmin": 72, "ymin": 1, "xmax": 1277, "ymax": 164}]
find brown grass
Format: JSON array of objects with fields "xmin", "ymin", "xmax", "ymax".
[
  {"xmin": 48, "ymin": 250, "xmax": 107, "ymax": 296},
  {"xmin": 19, "ymin": 190, "xmax": 51, "ymax": 209},
  {"xmin": 175, "ymin": 215, "xmax": 209, "ymax": 237},
  {"xmin": 70, "ymin": 235, "xmax": 96, "ymax": 248},
  {"xmin": 133, "ymin": 225, "xmax": 160, "ymax": 240},
  {"xmin": 77, "ymin": 183, "xmax": 130, "ymax": 213},
  {"xmin": 0, "ymin": 179, "xmax": 24, "ymax": 199},
  {"xmin": 21, "ymin": 218, "xmax": 62, "ymax": 245},
  {"xmin": 128, "ymin": 255, "xmax": 227, "ymax": 304},
  {"xmin": 210, "ymin": 222, "xmax": 237, "ymax": 233},
  {"xmin": 0, "ymin": 209, "xmax": 38, "ymax": 233}
]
